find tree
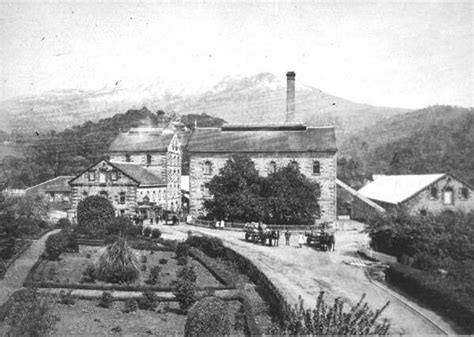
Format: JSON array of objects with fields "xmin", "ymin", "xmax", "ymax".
[
  {"xmin": 6, "ymin": 193, "xmax": 50, "ymax": 219},
  {"xmin": 76, "ymin": 195, "xmax": 115, "ymax": 239},
  {"xmin": 203, "ymin": 156, "xmax": 321, "ymax": 225},
  {"xmin": 204, "ymin": 155, "xmax": 266, "ymax": 222}
]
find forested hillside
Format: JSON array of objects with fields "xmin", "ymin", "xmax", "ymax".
[
  {"xmin": 338, "ymin": 106, "xmax": 474, "ymax": 187},
  {"xmin": 0, "ymin": 108, "xmax": 225, "ymax": 188}
]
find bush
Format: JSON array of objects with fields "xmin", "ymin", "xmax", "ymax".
[
  {"xmin": 123, "ymin": 298, "xmax": 138, "ymax": 313},
  {"xmin": 95, "ymin": 237, "xmax": 140, "ymax": 284},
  {"xmin": 141, "ymin": 255, "xmax": 148, "ymax": 263},
  {"xmin": 172, "ymin": 278, "xmax": 197, "ymax": 311},
  {"xmin": 14, "ymin": 218, "xmax": 43, "ymax": 237},
  {"xmin": 145, "ymin": 265, "xmax": 161, "ymax": 285},
  {"xmin": 106, "ymin": 216, "xmax": 133, "ymax": 236},
  {"xmin": 77, "ymin": 195, "xmax": 115, "ymax": 239},
  {"xmin": 177, "ymin": 256, "xmax": 188, "ymax": 265},
  {"xmin": 45, "ymin": 233, "xmax": 64, "ymax": 260},
  {"xmin": 177, "ymin": 265, "xmax": 197, "ymax": 283},
  {"xmin": 5, "ymin": 288, "xmax": 57, "ymax": 336},
  {"xmin": 151, "ymin": 228, "xmax": 161, "ymax": 239},
  {"xmin": 59, "ymin": 289, "xmax": 76, "ymax": 305},
  {"xmin": 0, "ymin": 237, "xmax": 15, "ymax": 260},
  {"xmin": 137, "ymin": 291, "xmax": 159, "ymax": 310},
  {"xmin": 159, "ymin": 258, "xmax": 168, "ymax": 265},
  {"xmin": 81, "ymin": 264, "xmax": 96, "ymax": 283},
  {"xmin": 186, "ymin": 236, "xmax": 225, "ymax": 258},
  {"xmin": 127, "ymin": 225, "xmax": 142, "ymax": 238},
  {"xmin": 176, "ymin": 242, "xmax": 190, "ymax": 259},
  {"xmin": 143, "ymin": 227, "xmax": 152, "ymax": 238},
  {"xmin": 184, "ymin": 296, "xmax": 231, "ymax": 337},
  {"xmin": 57, "ymin": 217, "xmax": 71, "ymax": 228},
  {"xmin": 61, "ymin": 230, "xmax": 79, "ymax": 253},
  {"xmin": 105, "ymin": 234, "xmax": 119, "ymax": 245},
  {"xmin": 98, "ymin": 291, "xmax": 113, "ymax": 308}
]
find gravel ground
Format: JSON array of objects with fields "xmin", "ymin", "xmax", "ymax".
[{"xmin": 160, "ymin": 221, "xmax": 461, "ymax": 335}]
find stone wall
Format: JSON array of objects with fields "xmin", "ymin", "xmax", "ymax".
[
  {"xmin": 189, "ymin": 151, "xmax": 337, "ymax": 222},
  {"xmin": 403, "ymin": 175, "xmax": 474, "ymax": 215},
  {"xmin": 109, "ymin": 152, "xmax": 167, "ymax": 179}
]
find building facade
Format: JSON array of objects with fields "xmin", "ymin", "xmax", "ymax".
[{"xmin": 188, "ymin": 124, "xmax": 337, "ymax": 223}]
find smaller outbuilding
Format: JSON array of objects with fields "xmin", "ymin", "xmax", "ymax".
[
  {"xmin": 25, "ymin": 176, "xmax": 75, "ymax": 204},
  {"xmin": 353, "ymin": 173, "xmax": 474, "ymax": 220}
]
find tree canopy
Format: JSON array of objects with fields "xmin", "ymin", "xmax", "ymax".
[
  {"xmin": 203, "ymin": 155, "xmax": 320, "ymax": 225},
  {"xmin": 76, "ymin": 195, "xmax": 115, "ymax": 239}
]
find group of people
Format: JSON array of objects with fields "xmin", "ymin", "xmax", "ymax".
[
  {"xmin": 214, "ymin": 219, "xmax": 226, "ymax": 229},
  {"xmin": 285, "ymin": 229, "xmax": 335, "ymax": 251}
]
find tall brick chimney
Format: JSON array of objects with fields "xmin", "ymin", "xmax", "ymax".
[{"xmin": 286, "ymin": 71, "xmax": 296, "ymax": 123}]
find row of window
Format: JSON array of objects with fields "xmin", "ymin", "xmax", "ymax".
[
  {"xmin": 202, "ymin": 160, "xmax": 321, "ymax": 175},
  {"xmin": 88, "ymin": 170, "xmax": 120, "ymax": 183},
  {"xmin": 430, "ymin": 186, "xmax": 469, "ymax": 203}
]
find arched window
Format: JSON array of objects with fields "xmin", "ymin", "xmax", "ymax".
[
  {"xmin": 430, "ymin": 187, "xmax": 438, "ymax": 199},
  {"xmin": 125, "ymin": 154, "xmax": 131, "ymax": 162},
  {"xmin": 313, "ymin": 161, "xmax": 320, "ymax": 174},
  {"xmin": 82, "ymin": 191, "xmax": 88, "ymax": 198},
  {"xmin": 99, "ymin": 190, "xmax": 108, "ymax": 199},
  {"xmin": 290, "ymin": 161, "xmax": 299, "ymax": 171},
  {"xmin": 143, "ymin": 195, "xmax": 150, "ymax": 204},
  {"xmin": 443, "ymin": 187, "xmax": 454, "ymax": 205},
  {"xmin": 146, "ymin": 154, "xmax": 152, "ymax": 165},
  {"xmin": 461, "ymin": 187, "xmax": 469, "ymax": 199},
  {"xmin": 204, "ymin": 161, "xmax": 212, "ymax": 175},
  {"xmin": 268, "ymin": 161, "xmax": 277, "ymax": 174}
]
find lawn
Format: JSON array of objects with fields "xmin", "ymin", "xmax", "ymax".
[
  {"xmin": 50, "ymin": 299, "xmax": 244, "ymax": 336},
  {"xmin": 30, "ymin": 245, "xmax": 221, "ymax": 287}
]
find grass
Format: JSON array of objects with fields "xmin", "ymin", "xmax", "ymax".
[{"xmin": 30, "ymin": 245, "xmax": 221, "ymax": 287}]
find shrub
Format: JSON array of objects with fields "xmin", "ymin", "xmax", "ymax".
[
  {"xmin": 45, "ymin": 233, "xmax": 64, "ymax": 260},
  {"xmin": 137, "ymin": 291, "xmax": 159, "ymax": 310},
  {"xmin": 76, "ymin": 195, "xmax": 115, "ymax": 239},
  {"xmin": 159, "ymin": 258, "xmax": 168, "ymax": 265},
  {"xmin": 177, "ymin": 256, "xmax": 188, "ymax": 265},
  {"xmin": 141, "ymin": 255, "xmax": 148, "ymax": 263},
  {"xmin": 98, "ymin": 291, "xmax": 113, "ymax": 308},
  {"xmin": 184, "ymin": 296, "xmax": 231, "ymax": 337},
  {"xmin": 14, "ymin": 218, "xmax": 42, "ymax": 237},
  {"xmin": 136, "ymin": 224, "xmax": 144, "ymax": 236},
  {"xmin": 105, "ymin": 234, "xmax": 119, "ymax": 245},
  {"xmin": 177, "ymin": 265, "xmax": 197, "ymax": 283},
  {"xmin": 123, "ymin": 298, "xmax": 138, "ymax": 313},
  {"xmin": 57, "ymin": 217, "xmax": 71, "ymax": 228},
  {"xmin": 0, "ymin": 261, "xmax": 6, "ymax": 277},
  {"xmin": 5, "ymin": 288, "xmax": 57, "ymax": 336},
  {"xmin": 0, "ymin": 237, "xmax": 15, "ymax": 260},
  {"xmin": 176, "ymin": 242, "xmax": 190, "ymax": 259},
  {"xmin": 61, "ymin": 230, "xmax": 79, "ymax": 253},
  {"xmin": 145, "ymin": 265, "xmax": 161, "ymax": 285},
  {"xmin": 81, "ymin": 264, "xmax": 96, "ymax": 283},
  {"xmin": 151, "ymin": 228, "xmax": 161, "ymax": 239},
  {"xmin": 172, "ymin": 278, "xmax": 197, "ymax": 311},
  {"xmin": 59, "ymin": 289, "xmax": 76, "ymax": 305},
  {"xmin": 186, "ymin": 236, "xmax": 225, "ymax": 258},
  {"xmin": 127, "ymin": 225, "xmax": 142, "ymax": 238},
  {"xmin": 143, "ymin": 227, "xmax": 152, "ymax": 237},
  {"xmin": 95, "ymin": 237, "xmax": 140, "ymax": 284}
]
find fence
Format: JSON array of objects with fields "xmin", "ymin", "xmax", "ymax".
[{"xmin": 188, "ymin": 218, "xmax": 311, "ymax": 231}]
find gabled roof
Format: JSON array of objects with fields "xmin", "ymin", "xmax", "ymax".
[
  {"xmin": 357, "ymin": 174, "xmax": 446, "ymax": 205},
  {"xmin": 110, "ymin": 162, "xmax": 166, "ymax": 187},
  {"xmin": 26, "ymin": 176, "xmax": 75, "ymax": 193},
  {"xmin": 109, "ymin": 127, "xmax": 175, "ymax": 153},
  {"xmin": 336, "ymin": 179, "xmax": 385, "ymax": 213},
  {"xmin": 188, "ymin": 124, "xmax": 337, "ymax": 153}
]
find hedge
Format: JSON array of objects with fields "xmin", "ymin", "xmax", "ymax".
[
  {"xmin": 223, "ymin": 294, "xmax": 262, "ymax": 337},
  {"xmin": 0, "ymin": 240, "xmax": 33, "ymax": 280},
  {"xmin": 386, "ymin": 263, "xmax": 474, "ymax": 333},
  {"xmin": 189, "ymin": 247, "xmax": 234, "ymax": 286}
]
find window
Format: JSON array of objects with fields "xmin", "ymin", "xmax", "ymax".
[
  {"xmin": 313, "ymin": 161, "xmax": 320, "ymax": 174},
  {"xmin": 290, "ymin": 161, "xmax": 299, "ymax": 171},
  {"xmin": 99, "ymin": 171, "xmax": 106, "ymax": 184},
  {"xmin": 111, "ymin": 171, "xmax": 117, "ymax": 181},
  {"xmin": 99, "ymin": 191, "xmax": 108, "ymax": 199},
  {"xmin": 119, "ymin": 192, "xmax": 126, "ymax": 204},
  {"xmin": 443, "ymin": 187, "xmax": 454, "ymax": 205},
  {"xmin": 430, "ymin": 187, "xmax": 438, "ymax": 199},
  {"xmin": 204, "ymin": 161, "xmax": 212, "ymax": 175},
  {"xmin": 268, "ymin": 161, "xmax": 277, "ymax": 174},
  {"xmin": 461, "ymin": 187, "xmax": 469, "ymax": 199},
  {"xmin": 143, "ymin": 195, "xmax": 150, "ymax": 204},
  {"xmin": 146, "ymin": 154, "xmax": 152, "ymax": 166},
  {"xmin": 82, "ymin": 191, "xmax": 88, "ymax": 198},
  {"xmin": 88, "ymin": 171, "xmax": 95, "ymax": 181},
  {"xmin": 125, "ymin": 154, "xmax": 131, "ymax": 162}
]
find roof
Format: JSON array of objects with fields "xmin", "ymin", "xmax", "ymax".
[
  {"xmin": 336, "ymin": 179, "xmax": 385, "ymax": 213},
  {"xmin": 109, "ymin": 127, "xmax": 175, "ymax": 153},
  {"xmin": 357, "ymin": 174, "xmax": 446, "ymax": 205},
  {"xmin": 109, "ymin": 162, "xmax": 166, "ymax": 187},
  {"xmin": 26, "ymin": 176, "xmax": 75, "ymax": 193},
  {"xmin": 188, "ymin": 125, "xmax": 337, "ymax": 153}
]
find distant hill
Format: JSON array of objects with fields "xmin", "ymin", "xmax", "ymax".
[
  {"xmin": 0, "ymin": 73, "xmax": 408, "ymax": 144},
  {"xmin": 339, "ymin": 106, "xmax": 474, "ymax": 186}
]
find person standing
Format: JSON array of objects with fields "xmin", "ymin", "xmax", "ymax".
[
  {"xmin": 298, "ymin": 233, "xmax": 304, "ymax": 248},
  {"xmin": 220, "ymin": 219, "xmax": 225, "ymax": 229},
  {"xmin": 285, "ymin": 230, "xmax": 291, "ymax": 245}
]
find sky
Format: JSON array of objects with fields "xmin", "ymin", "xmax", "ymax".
[{"xmin": 0, "ymin": 0, "xmax": 472, "ymax": 108}]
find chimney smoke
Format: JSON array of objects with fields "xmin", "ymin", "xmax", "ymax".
[{"xmin": 286, "ymin": 71, "xmax": 296, "ymax": 123}]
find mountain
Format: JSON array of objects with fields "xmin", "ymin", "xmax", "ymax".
[
  {"xmin": 0, "ymin": 73, "xmax": 408, "ymax": 143},
  {"xmin": 340, "ymin": 105, "xmax": 474, "ymax": 186}
]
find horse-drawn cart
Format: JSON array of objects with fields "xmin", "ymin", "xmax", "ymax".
[
  {"xmin": 244, "ymin": 222, "xmax": 279, "ymax": 246},
  {"xmin": 305, "ymin": 222, "xmax": 335, "ymax": 251}
]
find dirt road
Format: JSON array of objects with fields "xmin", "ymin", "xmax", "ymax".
[{"xmin": 161, "ymin": 222, "xmax": 461, "ymax": 335}]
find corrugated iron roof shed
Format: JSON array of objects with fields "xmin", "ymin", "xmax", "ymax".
[
  {"xmin": 110, "ymin": 162, "xmax": 166, "ymax": 187},
  {"xmin": 109, "ymin": 128, "xmax": 174, "ymax": 152},
  {"xmin": 188, "ymin": 125, "xmax": 337, "ymax": 153},
  {"xmin": 357, "ymin": 174, "xmax": 446, "ymax": 204},
  {"xmin": 26, "ymin": 176, "xmax": 75, "ymax": 193}
]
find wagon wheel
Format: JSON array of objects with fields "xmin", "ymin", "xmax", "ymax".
[{"xmin": 306, "ymin": 237, "xmax": 311, "ymax": 245}]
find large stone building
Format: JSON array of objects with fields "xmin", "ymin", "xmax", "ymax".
[
  {"xmin": 352, "ymin": 173, "xmax": 474, "ymax": 220},
  {"xmin": 187, "ymin": 72, "xmax": 338, "ymax": 223}
]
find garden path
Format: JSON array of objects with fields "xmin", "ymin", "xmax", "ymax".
[
  {"xmin": 0, "ymin": 229, "xmax": 61, "ymax": 306},
  {"xmin": 161, "ymin": 222, "xmax": 462, "ymax": 335}
]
